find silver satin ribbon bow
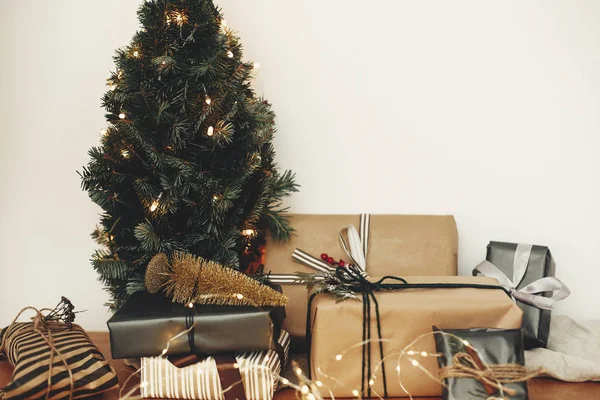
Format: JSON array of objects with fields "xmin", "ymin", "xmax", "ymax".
[
  {"xmin": 338, "ymin": 224, "xmax": 369, "ymax": 278},
  {"xmin": 473, "ymin": 243, "xmax": 570, "ymax": 310}
]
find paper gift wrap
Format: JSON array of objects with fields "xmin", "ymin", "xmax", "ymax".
[
  {"xmin": 265, "ymin": 214, "xmax": 458, "ymax": 347},
  {"xmin": 474, "ymin": 241, "xmax": 570, "ymax": 349},
  {"xmin": 309, "ymin": 276, "xmax": 523, "ymax": 398},
  {"xmin": 108, "ymin": 290, "xmax": 285, "ymax": 359},
  {"xmin": 140, "ymin": 330, "xmax": 290, "ymax": 400}
]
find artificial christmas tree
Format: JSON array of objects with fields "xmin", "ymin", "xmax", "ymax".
[{"xmin": 80, "ymin": 0, "xmax": 297, "ymax": 309}]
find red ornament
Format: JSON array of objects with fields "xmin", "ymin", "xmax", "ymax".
[
  {"xmin": 320, "ymin": 253, "xmax": 328, "ymax": 260},
  {"xmin": 326, "ymin": 256, "xmax": 335, "ymax": 264},
  {"xmin": 338, "ymin": 260, "xmax": 346, "ymax": 267}
]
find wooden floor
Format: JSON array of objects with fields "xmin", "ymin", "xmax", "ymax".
[{"xmin": 1, "ymin": 332, "xmax": 599, "ymax": 399}]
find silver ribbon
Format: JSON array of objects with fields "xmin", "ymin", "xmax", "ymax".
[{"xmin": 473, "ymin": 243, "xmax": 570, "ymax": 310}]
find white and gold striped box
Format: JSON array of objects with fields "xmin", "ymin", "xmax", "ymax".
[{"xmin": 140, "ymin": 330, "xmax": 290, "ymax": 400}]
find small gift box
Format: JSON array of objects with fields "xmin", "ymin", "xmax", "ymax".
[
  {"xmin": 265, "ymin": 213, "xmax": 459, "ymax": 348},
  {"xmin": 308, "ymin": 275, "xmax": 523, "ymax": 398},
  {"xmin": 434, "ymin": 327, "xmax": 529, "ymax": 400},
  {"xmin": 107, "ymin": 290, "xmax": 286, "ymax": 359},
  {"xmin": 140, "ymin": 330, "xmax": 290, "ymax": 400},
  {"xmin": 0, "ymin": 299, "xmax": 119, "ymax": 400},
  {"xmin": 473, "ymin": 242, "xmax": 570, "ymax": 349}
]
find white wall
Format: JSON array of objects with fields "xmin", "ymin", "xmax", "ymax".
[{"xmin": 1, "ymin": 0, "xmax": 598, "ymax": 331}]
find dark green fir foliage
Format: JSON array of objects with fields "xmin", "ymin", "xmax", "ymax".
[{"xmin": 79, "ymin": 0, "xmax": 298, "ymax": 309}]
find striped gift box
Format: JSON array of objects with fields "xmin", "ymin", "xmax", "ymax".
[{"xmin": 140, "ymin": 330, "xmax": 290, "ymax": 400}]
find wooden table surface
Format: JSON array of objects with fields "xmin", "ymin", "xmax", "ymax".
[{"xmin": 1, "ymin": 332, "xmax": 599, "ymax": 399}]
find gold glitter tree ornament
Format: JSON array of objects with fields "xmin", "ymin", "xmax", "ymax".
[{"xmin": 144, "ymin": 252, "xmax": 288, "ymax": 307}]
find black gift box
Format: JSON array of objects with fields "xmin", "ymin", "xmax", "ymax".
[
  {"xmin": 434, "ymin": 327, "xmax": 528, "ymax": 400},
  {"xmin": 484, "ymin": 241, "xmax": 555, "ymax": 349},
  {"xmin": 107, "ymin": 290, "xmax": 286, "ymax": 359}
]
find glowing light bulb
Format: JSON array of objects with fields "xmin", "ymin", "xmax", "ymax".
[
  {"xmin": 295, "ymin": 367, "xmax": 303, "ymax": 376},
  {"xmin": 207, "ymin": 126, "xmax": 214, "ymax": 136},
  {"xmin": 227, "ymin": 50, "xmax": 234, "ymax": 58},
  {"xmin": 101, "ymin": 129, "xmax": 108, "ymax": 137},
  {"xmin": 396, "ymin": 365, "xmax": 401, "ymax": 373},
  {"xmin": 121, "ymin": 149, "xmax": 130, "ymax": 158},
  {"xmin": 187, "ymin": 302, "xmax": 194, "ymax": 308},
  {"xmin": 161, "ymin": 60, "xmax": 166, "ymax": 65},
  {"xmin": 281, "ymin": 378, "xmax": 289, "ymax": 385},
  {"xmin": 212, "ymin": 194, "xmax": 220, "ymax": 202},
  {"xmin": 205, "ymin": 96, "xmax": 212, "ymax": 105},
  {"xmin": 335, "ymin": 354, "xmax": 343, "ymax": 361},
  {"xmin": 462, "ymin": 340, "xmax": 470, "ymax": 346},
  {"xmin": 221, "ymin": 19, "xmax": 227, "ymax": 28},
  {"xmin": 369, "ymin": 379, "xmax": 375, "ymax": 386},
  {"xmin": 315, "ymin": 381, "xmax": 323, "ymax": 387},
  {"xmin": 133, "ymin": 50, "xmax": 140, "ymax": 58},
  {"xmin": 118, "ymin": 112, "xmax": 126, "ymax": 119},
  {"xmin": 150, "ymin": 201, "xmax": 159, "ymax": 212},
  {"xmin": 235, "ymin": 293, "xmax": 244, "ymax": 300},
  {"xmin": 165, "ymin": 15, "xmax": 170, "ymax": 24},
  {"xmin": 307, "ymin": 394, "xmax": 316, "ymax": 400},
  {"xmin": 108, "ymin": 85, "xmax": 116, "ymax": 91},
  {"xmin": 421, "ymin": 351, "xmax": 428, "ymax": 357},
  {"xmin": 411, "ymin": 359, "xmax": 419, "ymax": 367},
  {"xmin": 175, "ymin": 13, "xmax": 184, "ymax": 25},
  {"xmin": 407, "ymin": 350, "xmax": 415, "ymax": 355},
  {"xmin": 352, "ymin": 389, "xmax": 360, "ymax": 397},
  {"xmin": 233, "ymin": 363, "xmax": 239, "ymax": 368},
  {"xmin": 301, "ymin": 386, "xmax": 309, "ymax": 395},
  {"xmin": 242, "ymin": 229, "xmax": 255, "ymax": 236},
  {"xmin": 253, "ymin": 62, "xmax": 260, "ymax": 69}
]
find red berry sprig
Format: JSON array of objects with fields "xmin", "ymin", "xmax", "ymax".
[{"xmin": 320, "ymin": 253, "xmax": 347, "ymax": 267}]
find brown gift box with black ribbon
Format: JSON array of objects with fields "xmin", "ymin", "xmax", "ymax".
[
  {"xmin": 308, "ymin": 276, "xmax": 523, "ymax": 398},
  {"xmin": 265, "ymin": 213, "xmax": 459, "ymax": 349}
]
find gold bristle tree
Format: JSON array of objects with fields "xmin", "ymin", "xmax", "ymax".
[{"xmin": 145, "ymin": 252, "xmax": 288, "ymax": 307}]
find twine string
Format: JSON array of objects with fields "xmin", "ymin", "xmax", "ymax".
[{"xmin": 439, "ymin": 352, "xmax": 542, "ymax": 397}]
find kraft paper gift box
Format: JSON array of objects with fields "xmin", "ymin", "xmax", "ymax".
[
  {"xmin": 308, "ymin": 276, "xmax": 523, "ymax": 398},
  {"xmin": 265, "ymin": 214, "xmax": 459, "ymax": 348},
  {"xmin": 473, "ymin": 241, "xmax": 570, "ymax": 349},
  {"xmin": 140, "ymin": 330, "xmax": 291, "ymax": 400}
]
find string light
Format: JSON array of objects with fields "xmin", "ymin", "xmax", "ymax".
[
  {"xmin": 315, "ymin": 381, "xmax": 323, "ymax": 387},
  {"xmin": 253, "ymin": 62, "xmax": 260, "ymax": 69},
  {"xmin": 108, "ymin": 84, "xmax": 116, "ymax": 91},
  {"xmin": 121, "ymin": 149, "xmax": 130, "ymax": 158},
  {"xmin": 281, "ymin": 378, "xmax": 289, "ymax": 385},
  {"xmin": 150, "ymin": 201, "xmax": 159, "ymax": 212},
  {"xmin": 301, "ymin": 386, "xmax": 309, "ymax": 395},
  {"xmin": 411, "ymin": 359, "xmax": 420, "ymax": 367},
  {"xmin": 369, "ymin": 379, "xmax": 375, "ymax": 386},
  {"xmin": 235, "ymin": 293, "xmax": 244, "ymax": 300},
  {"xmin": 421, "ymin": 351, "xmax": 428, "ymax": 357},
  {"xmin": 119, "ymin": 112, "xmax": 126, "ymax": 119},
  {"xmin": 242, "ymin": 228, "xmax": 256, "ymax": 236},
  {"xmin": 207, "ymin": 126, "xmax": 214, "ymax": 136},
  {"xmin": 133, "ymin": 50, "xmax": 140, "ymax": 58},
  {"xmin": 188, "ymin": 302, "xmax": 194, "ymax": 308},
  {"xmin": 221, "ymin": 19, "xmax": 227, "ymax": 29},
  {"xmin": 205, "ymin": 96, "xmax": 212, "ymax": 105},
  {"xmin": 352, "ymin": 389, "xmax": 360, "ymax": 397},
  {"xmin": 406, "ymin": 350, "xmax": 415, "ymax": 355},
  {"xmin": 295, "ymin": 367, "xmax": 303, "ymax": 375},
  {"xmin": 307, "ymin": 394, "xmax": 316, "ymax": 400},
  {"xmin": 227, "ymin": 50, "xmax": 234, "ymax": 58},
  {"xmin": 462, "ymin": 340, "xmax": 470, "ymax": 346},
  {"xmin": 100, "ymin": 129, "xmax": 108, "ymax": 137},
  {"xmin": 335, "ymin": 354, "xmax": 343, "ymax": 361},
  {"xmin": 233, "ymin": 363, "xmax": 239, "ymax": 368},
  {"xmin": 212, "ymin": 194, "xmax": 220, "ymax": 202}
]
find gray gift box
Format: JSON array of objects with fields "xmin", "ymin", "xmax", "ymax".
[{"xmin": 473, "ymin": 241, "xmax": 569, "ymax": 349}]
